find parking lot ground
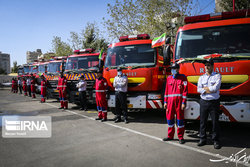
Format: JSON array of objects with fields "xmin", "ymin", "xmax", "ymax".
[{"xmin": 0, "ymin": 89, "xmax": 250, "ymax": 167}]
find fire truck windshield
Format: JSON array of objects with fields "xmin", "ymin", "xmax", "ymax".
[
  {"xmin": 65, "ymin": 56, "xmax": 99, "ymax": 71},
  {"xmin": 48, "ymin": 62, "xmax": 61, "ymax": 73},
  {"xmin": 38, "ymin": 65, "xmax": 46, "ymax": 73},
  {"xmin": 31, "ymin": 66, "xmax": 38, "ymax": 73},
  {"xmin": 105, "ymin": 44, "xmax": 156, "ymax": 68},
  {"xmin": 23, "ymin": 66, "xmax": 30, "ymax": 73},
  {"xmin": 175, "ymin": 24, "xmax": 250, "ymax": 59},
  {"xmin": 18, "ymin": 68, "xmax": 23, "ymax": 75}
]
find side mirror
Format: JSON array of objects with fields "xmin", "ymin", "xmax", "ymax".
[
  {"xmin": 163, "ymin": 45, "xmax": 171, "ymax": 65},
  {"xmin": 99, "ymin": 59, "xmax": 104, "ymax": 70},
  {"xmin": 165, "ymin": 37, "xmax": 171, "ymax": 45}
]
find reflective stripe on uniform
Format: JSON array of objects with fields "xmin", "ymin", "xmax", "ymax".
[
  {"xmin": 167, "ymin": 119, "xmax": 175, "ymax": 127},
  {"xmin": 165, "ymin": 94, "xmax": 182, "ymax": 97},
  {"xmin": 177, "ymin": 119, "xmax": 184, "ymax": 128},
  {"xmin": 96, "ymin": 90, "xmax": 105, "ymax": 92}
]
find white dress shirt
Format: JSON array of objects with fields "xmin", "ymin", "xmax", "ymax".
[
  {"xmin": 113, "ymin": 74, "xmax": 128, "ymax": 92},
  {"xmin": 18, "ymin": 80, "xmax": 22, "ymax": 85},
  {"xmin": 77, "ymin": 80, "xmax": 87, "ymax": 92},
  {"xmin": 26, "ymin": 79, "xmax": 31, "ymax": 86},
  {"xmin": 197, "ymin": 72, "xmax": 221, "ymax": 100}
]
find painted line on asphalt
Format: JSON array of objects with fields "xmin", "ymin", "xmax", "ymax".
[{"xmin": 45, "ymin": 102, "xmax": 249, "ymax": 167}]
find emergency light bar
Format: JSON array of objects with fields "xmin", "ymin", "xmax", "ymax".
[
  {"xmin": 119, "ymin": 34, "xmax": 150, "ymax": 42},
  {"xmin": 185, "ymin": 9, "xmax": 250, "ymax": 24},
  {"xmin": 53, "ymin": 56, "xmax": 67, "ymax": 60},
  {"xmin": 74, "ymin": 48, "xmax": 95, "ymax": 54}
]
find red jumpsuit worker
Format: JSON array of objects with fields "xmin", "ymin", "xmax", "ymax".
[
  {"xmin": 22, "ymin": 78, "xmax": 28, "ymax": 96},
  {"xmin": 95, "ymin": 70, "xmax": 108, "ymax": 122},
  {"xmin": 40, "ymin": 75, "xmax": 47, "ymax": 103},
  {"xmin": 11, "ymin": 78, "xmax": 14, "ymax": 92},
  {"xmin": 57, "ymin": 73, "xmax": 68, "ymax": 109},
  {"xmin": 163, "ymin": 63, "xmax": 188, "ymax": 144},
  {"xmin": 12, "ymin": 78, "xmax": 18, "ymax": 93},
  {"xmin": 30, "ymin": 75, "xmax": 36, "ymax": 98}
]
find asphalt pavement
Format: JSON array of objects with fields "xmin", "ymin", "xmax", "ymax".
[{"xmin": 0, "ymin": 89, "xmax": 250, "ymax": 167}]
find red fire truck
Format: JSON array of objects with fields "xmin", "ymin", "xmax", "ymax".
[
  {"xmin": 166, "ymin": 9, "xmax": 250, "ymax": 122},
  {"xmin": 45, "ymin": 57, "xmax": 66, "ymax": 98},
  {"xmin": 103, "ymin": 34, "xmax": 169, "ymax": 110},
  {"xmin": 37, "ymin": 61, "xmax": 49, "ymax": 77},
  {"xmin": 64, "ymin": 49, "xmax": 100, "ymax": 104}
]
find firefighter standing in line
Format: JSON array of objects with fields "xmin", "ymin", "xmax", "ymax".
[
  {"xmin": 162, "ymin": 63, "xmax": 188, "ymax": 144},
  {"xmin": 40, "ymin": 75, "xmax": 47, "ymax": 103},
  {"xmin": 22, "ymin": 77, "xmax": 28, "ymax": 96},
  {"xmin": 197, "ymin": 59, "xmax": 222, "ymax": 149},
  {"xmin": 57, "ymin": 73, "xmax": 68, "ymax": 109},
  {"xmin": 95, "ymin": 70, "xmax": 108, "ymax": 122},
  {"xmin": 12, "ymin": 78, "xmax": 18, "ymax": 93},
  {"xmin": 76, "ymin": 75, "xmax": 87, "ymax": 111},
  {"xmin": 11, "ymin": 78, "xmax": 14, "ymax": 92},
  {"xmin": 18, "ymin": 77, "xmax": 22, "ymax": 94},
  {"xmin": 27, "ymin": 75, "xmax": 32, "ymax": 97},
  {"xmin": 113, "ymin": 68, "xmax": 129, "ymax": 124},
  {"xmin": 30, "ymin": 74, "xmax": 36, "ymax": 98}
]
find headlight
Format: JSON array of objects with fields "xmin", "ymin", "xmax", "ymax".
[{"xmin": 148, "ymin": 94, "xmax": 162, "ymax": 100}]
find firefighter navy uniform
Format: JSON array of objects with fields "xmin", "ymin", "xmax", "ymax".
[
  {"xmin": 57, "ymin": 76, "xmax": 68, "ymax": 109},
  {"xmin": 27, "ymin": 76, "xmax": 31, "ymax": 97},
  {"xmin": 164, "ymin": 73, "xmax": 188, "ymax": 141},
  {"xmin": 18, "ymin": 78, "xmax": 22, "ymax": 94},
  {"xmin": 95, "ymin": 75, "xmax": 108, "ymax": 121},
  {"xmin": 197, "ymin": 58, "xmax": 222, "ymax": 149},
  {"xmin": 113, "ymin": 70, "xmax": 128, "ymax": 123}
]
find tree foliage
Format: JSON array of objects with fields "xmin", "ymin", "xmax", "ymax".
[
  {"xmin": 51, "ymin": 36, "xmax": 73, "ymax": 57},
  {"xmin": 68, "ymin": 22, "xmax": 109, "ymax": 52},
  {"xmin": 219, "ymin": 0, "xmax": 250, "ymax": 12},
  {"xmin": 69, "ymin": 31, "xmax": 82, "ymax": 50},
  {"xmin": 103, "ymin": 0, "xmax": 193, "ymax": 40},
  {"xmin": 12, "ymin": 61, "xmax": 18, "ymax": 73}
]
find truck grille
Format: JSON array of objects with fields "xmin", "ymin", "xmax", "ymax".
[
  {"xmin": 68, "ymin": 80, "xmax": 95, "ymax": 91},
  {"xmin": 47, "ymin": 80, "xmax": 58, "ymax": 89}
]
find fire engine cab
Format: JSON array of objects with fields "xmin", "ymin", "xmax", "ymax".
[
  {"xmin": 103, "ymin": 34, "xmax": 170, "ymax": 110},
  {"xmin": 167, "ymin": 9, "xmax": 250, "ymax": 122},
  {"xmin": 64, "ymin": 48, "xmax": 100, "ymax": 104},
  {"xmin": 46, "ymin": 57, "xmax": 67, "ymax": 98}
]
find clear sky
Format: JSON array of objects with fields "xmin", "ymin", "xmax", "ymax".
[{"xmin": 0, "ymin": 0, "xmax": 215, "ymax": 67}]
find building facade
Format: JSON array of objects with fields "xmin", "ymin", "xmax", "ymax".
[
  {"xmin": 0, "ymin": 51, "xmax": 11, "ymax": 74},
  {"xmin": 26, "ymin": 49, "xmax": 42, "ymax": 63}
]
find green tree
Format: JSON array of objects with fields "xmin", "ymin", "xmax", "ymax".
[
  {"xmin": 103, "ymin": 0, "xmax": 194, "ymax": 40},
  {"xmin": 51, "ymin": 36, "xmax": 73, "ymax": 57},
  {"xmin": 218, "ymin": 0, "xmax": 249, "ymax": 12},
  {"xmin": 68, "ymin": 31, "xmax": 82, "ymax": 50},
  {"xmin": 11, "ymin": 61, "xmax": 18, "ymax": 73},
  {"xmin": 103, "ymin": 0, "xmax": 141, "ymax": 39},
  {"xmin": 68, "ymin": 22, "xmax": 109, "ymax": 52}
]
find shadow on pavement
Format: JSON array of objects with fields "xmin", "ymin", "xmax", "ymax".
[
  {"xmin": 126, "ymin": 110, "xmax": 166, "ymax": 124},
  {"xmin": 185, "ymin": 121, "xmax": 250, "ymax": 148}
]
